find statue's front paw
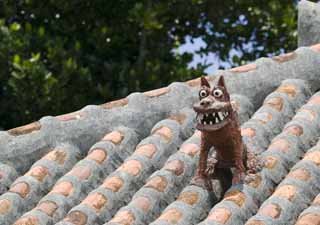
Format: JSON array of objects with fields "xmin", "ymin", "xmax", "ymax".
[
  {"xmin": 232, "ymin": 172, "xmax": 246, "ymax": 185},
  {"xmin": 205, "ymin": 157, "xmax": 217, "ymax": 176},
  {"xmin": 190, "ymin": 175, "xmax": 212, "ymax": 191}
]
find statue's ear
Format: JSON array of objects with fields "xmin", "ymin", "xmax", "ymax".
[
  {"xmin": 217, "ymin": 75, "xmax": 230, "ymax": 100},
  {"xmin": 200, "ymin": 76, "xmax": 210, "ymax": 88},
  {"xmin": 217, "ymin": 75, "xmax": 226, "ymax": 88}
]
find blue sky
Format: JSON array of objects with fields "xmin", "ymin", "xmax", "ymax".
[
  {"xmin": 176, "ymin": 36, "xmax": 242, "ymax": 74},
  {"xmin": 177, "ymin": 37, "xmax": 218, "ymax": 74}
]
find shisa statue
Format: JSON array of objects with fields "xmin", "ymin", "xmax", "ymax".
[{"xmin": 192, "ymin": 76, "xmax": 262, "ymax": 190}]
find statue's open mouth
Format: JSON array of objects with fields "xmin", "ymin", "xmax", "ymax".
[
  {"xmin": 197, "ymin": 111, "xmax": 229, "ymax": 125},
  {"xmin": 195, "ymin": 109, "xmax": 231, "ymax": 131},
  {"xmin": 193, "ymin": 101, "xmax": 232, "ymax": 131}
]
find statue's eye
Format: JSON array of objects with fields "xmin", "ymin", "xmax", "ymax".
[
  {"xmin": 213, "ymin": 89, "xmax": 223, "ymax": 98},
  {"xmin": 199, "ymin": 89, "xmax": 207, "ymax": 98}
]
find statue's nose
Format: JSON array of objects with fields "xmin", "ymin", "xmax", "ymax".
[{"xmin": 200, "ymin": 99, "xmax": 211, "ymax": 107}]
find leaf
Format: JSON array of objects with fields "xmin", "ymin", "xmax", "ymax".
[
  {"xmin": 13, "ymin": 54, "xmax": 21, "ymax": 64},
  {"xmin": 0, "ymin": 0, "xmax": 297, "ymax": 130},
  {"xmin": 75, "ymin": 41, "xmax": 81, "ymax": 50},
  {"xmin": 12, "ymin": 62, "xmax": 23, "ymax": 71},
  {"xmin": 38, "ymin": 26, "xmax": 45, "ymax": 37},
  {"xmin": 9, "ymin": 23, "xmax": 21, "ymax": 32},
  {"xmin": 11, "ymin": 71, "xmax": 25, "ymax": 79},
  {"xmin": 30, "ymin": 53, "xmax": 41, "ymax": 63}
]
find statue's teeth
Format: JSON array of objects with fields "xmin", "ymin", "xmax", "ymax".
[{"xmin": 218, "ymin": 112, "xmax": 224, "ymax": 120}]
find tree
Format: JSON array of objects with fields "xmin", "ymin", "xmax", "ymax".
[{"xmin": 0, "ymin": 0, "xmax": 302, "ymax": 129}]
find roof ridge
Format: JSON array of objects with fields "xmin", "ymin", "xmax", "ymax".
[
  {"xmin": 6, "ymin": 43, "xmax": 320, "ymax": 136},
  {"xmin": 1, "ymin": 43, "xmax": 320, "ymax": 187}
]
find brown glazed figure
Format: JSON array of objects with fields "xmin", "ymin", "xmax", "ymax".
[{"xmin": 191, "ymin": 76, "xmax": 262, "ymax": 190}]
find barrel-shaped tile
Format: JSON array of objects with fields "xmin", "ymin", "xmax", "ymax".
[
  {"xmin": 0, "ymin": 143, "xmax": 80, "ymax": 225},
  {"xmin": 13, "ymin": 127, "xmax": 138, "ymax": 225}
]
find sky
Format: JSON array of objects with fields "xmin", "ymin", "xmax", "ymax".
[
  {"xmin": 177, "ymin": 37, "xmax": 218, "ymax": 74},
  {"xmin": 176, "ymin": 36, "xmax": 241, "ymax": 75}
]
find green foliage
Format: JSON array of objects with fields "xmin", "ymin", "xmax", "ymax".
[
  {"xmin": 204, "ymin": 0, "xmax": 297, "ymax": 64},
  {"xmin": 0, "ymin": 0, "xmax": 297, "ymax": 129}
]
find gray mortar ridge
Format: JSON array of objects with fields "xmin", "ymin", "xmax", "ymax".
[
  {"xmin": 14, "ymin": 107, "xmax": 197, "ymax": 225},
  {"xmin": 0, "ymin": 143, "xmax": 81, "ymax": 225},
  {"xmin": 299, "ymin": 0, "xmax": 320, "ymax": 47},
  {"xmin": 7, "ymin": 127, "xmax": 139, "ymax": 225},
  {"xmin": 0, "ymin": 163, "xmax": 18, "ymax": 195},
  {"xmin": 1, "ymin": 45, "xmax": 320, "ymax": 176},
  {"xmin": 296, "ymin": 192, "xmax": 320, "ymax": 223},
  {"xmin": 55, "ymin": 113, "xmax": 193, "ymax": 224}
]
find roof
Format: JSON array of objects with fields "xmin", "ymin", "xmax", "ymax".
[
  {"xmin": 298, "ymin": 0, "xmax": 320, "ymax": 47},
  {"xmin": 1, "ymin": 1, "xmax": 320, "ymax": 225}
]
